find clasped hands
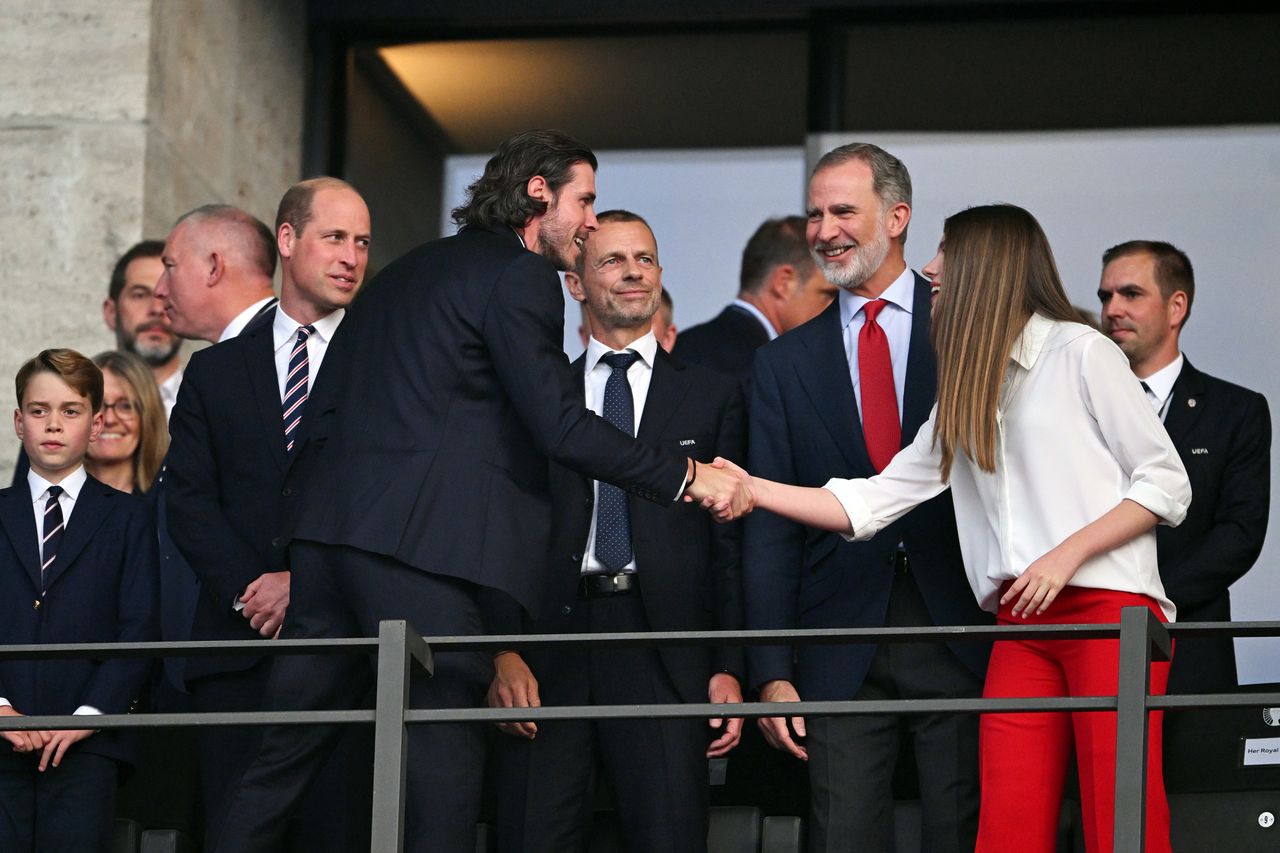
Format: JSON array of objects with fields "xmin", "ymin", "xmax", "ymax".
[
  {"xmin": 0, "ymin": 705, "xmax": 94, "ymax": 770},
  {"xmin": 684, "ymin": 457, "xmax": 755, "ymax": 522}
]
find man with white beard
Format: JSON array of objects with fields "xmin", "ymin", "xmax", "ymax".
[{"xmin": 742, "ymin": 144, "xmax": 991, "ymax": 853}]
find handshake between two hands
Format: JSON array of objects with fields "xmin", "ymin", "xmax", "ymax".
[{"xmin": 684, "ymin": 457, "xmax": 754, "ymax": 522}]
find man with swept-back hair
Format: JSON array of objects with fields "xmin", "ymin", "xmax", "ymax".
[
  {"xmin": 215, "ymin": 131, "xmax": 750, "ymax": 853},
  {"xmin": 675, "ymin": 215, "xmax": 837, "ymax": 384},
  {"xmin": 1098, "ymin": 240, "xmax": 1270, "ymax": 706},
  {"xmin": 743, "ymin": 142, "xmax": 989, "ymax": 853}
]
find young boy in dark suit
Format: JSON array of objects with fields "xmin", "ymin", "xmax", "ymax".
[{"xmin": 0, "ymin": 349, "xmax": 159, "ymax": 852}]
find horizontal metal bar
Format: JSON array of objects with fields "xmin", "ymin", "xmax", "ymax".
[
  {"xmin": 0, "ymin": 710, "xmax": 374, "ymax": 730},
  {"xmin": 1149, "ymin": 691, "xmax": 1280, "ymax": 709},
  {"xmin": 404, "ymin": 696, "xmax": 1119, "ymax": 723},
  {"xmin": 2, "ymin": 621, "xmax": 1278, "ymax": 662},
  {"xmin": 0, "ymin": 637, "xmax": 378, "ymax": 661}
]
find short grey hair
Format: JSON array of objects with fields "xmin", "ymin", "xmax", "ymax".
[{"xmin": 812, "ymin": 143, "xmax": 913, "ymax": 244}]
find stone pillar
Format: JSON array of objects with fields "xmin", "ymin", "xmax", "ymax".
[{"xmin": 0, "ymin": 0, "xmax": 305, "ymax": 480}]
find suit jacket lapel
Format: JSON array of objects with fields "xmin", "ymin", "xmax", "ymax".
[
  {"xmin": 637, "ymin": 350, "xmax": 689, "ymax": 444},
  {"xmin": 243, "ymin": 314, "xmax": 290, "ymax": 471},
  {"xmin": 0, "ymin": 487, "xmax": 42, "ymax": 590},
  {"xmin": 41, "ymin": 478, "xmax": 112, "ymax": 590},
  {"xmin": 795, "ymin": 301, "xmax": 871, "ymax": 473},
  {"xmin": 1163, "ymin": 358, "xmax": 1207, "ymax": 445},
  {"xmin": 900, "ymin": 273, "xmax": 938, "ymax": 442}
]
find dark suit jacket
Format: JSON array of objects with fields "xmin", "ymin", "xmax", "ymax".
[
  {"xmin": 166, "ymin": 308, "xmax": 310, "ymax": 683},
  {"xmin": 516, "ymin": 348, "xmax": 746, "ymax": 702},
  {"xmin": 0, "ymin": 475, "xmax": 159, "ymax": 764},
  {"xmin": 743, "ymin": 274, "xmax": 991, "ymax": 700},
  {"xmin": 1157, "ymin": 358, "xmax": 1271, "ymax": 693},
  {"xmin": 673, "ymin": 304, "xmax": 771, "ymax": 385},
  {"xmin": 287, "ymin": 225, "xmax": 688, "ymax": 612}
]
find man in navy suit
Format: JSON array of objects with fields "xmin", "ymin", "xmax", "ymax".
[
  {"xmin": 215, "ymin": 131, "xmax": 750, "ymax": 853},
  {"xmin": 490, "ymin": 210, "xmax": 746, "ymax": 852},
  {"xmin": 744, "ymin": 144, "xmax": 990, "ymax": 853},
  {"xmin": 674, "ymin": 216, "xmax": 838, "ymax": 385},
  {"xmin": 164, "ymin": 182, "xmax": 371, "ymax": 851},
  {"xmin": 1098, "ymin": 240, "xmax": 1271, "ymax": 701},
  {"xmin": 0, "ymin": 349, "xmax": 158, "ymax": 852}
]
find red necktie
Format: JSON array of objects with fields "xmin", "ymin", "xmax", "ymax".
[{"xmin": 858, "ymin": 299, "xmax": 900, "ymax": 472}]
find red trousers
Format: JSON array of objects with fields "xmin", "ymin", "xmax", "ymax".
[{"xmin": 977, "ymin": 585, "xmax": 1172, "ymax": 853}]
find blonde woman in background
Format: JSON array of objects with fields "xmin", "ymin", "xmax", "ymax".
[{"xmin": 87, "ymin": 350, "xmax": 168, "ymax": 494}]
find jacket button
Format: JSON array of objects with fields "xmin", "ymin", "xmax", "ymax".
[
  {"xmin": 281, "ymin": 487, "xmax": 294, "ymax": 497},
  {"xmin": 570, "ymin": 552, "xmax": 582, "ymax": 563},
  {"xmin": 561, "ymin": 605, "xmax": 572, "ymax": 616},
  {"xmin": 33, "ymin": 599, "xmax": 41, "ymax": 611},
  {"xmin": 271, "ymin": 537, "xmax": 281, "ymax": 548},
  {"xmin": 583, "ymin": 497, "xmax": 592, "ymax": 506}
]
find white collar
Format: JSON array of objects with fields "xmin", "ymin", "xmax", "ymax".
[
  {"xmin": 731, "ymin": 298, "xmax": 778, "ymax": 340},
  {"xmin": 1009, "ymin": 313, "xmax": 1059, "ymax": 371},
  {"xmin": 273, "ymin": 304, "xmax": 345, "ymax": 352},
  {"xmin": 1140, "ymin": 353, "xmax": 1184, "ymax": 403},
  {"xmin": 585, "ymin": 331, "xmax": 659, "ymax": 374},
  {"xmin": 28, "ymin": 465, "xmax": 87, "ymax": 504},
  {"xmin": 838, "ymin": 266, "xmax": 916, "ymax": 330},
  {"xmin": 219, "ymin": 296, "xmax": 277, "ymax": 342}
]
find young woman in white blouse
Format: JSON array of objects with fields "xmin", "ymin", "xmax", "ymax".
[{"xmin": 720, "ymin": 204, "xmax": 1191, "ymax": 853}]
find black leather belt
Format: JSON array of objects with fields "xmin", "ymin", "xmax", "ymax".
[
  {"xmin": 578, "ymin": 572, "xmax": 637, "ymax": 598},
  {"xmin": 890, "ymin": 552, "xmax": 910, "ymax": 576}
]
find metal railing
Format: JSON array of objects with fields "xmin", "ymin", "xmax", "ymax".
[{"xmin": 3, "ymin": 609, "xmax": 1280, "ymax": 852}]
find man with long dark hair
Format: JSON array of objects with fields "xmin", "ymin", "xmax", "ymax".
[{"xmin": 214, "ymin": 130, "xmax": 749, "ymax": 853}]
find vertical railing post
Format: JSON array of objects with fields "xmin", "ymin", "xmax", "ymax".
[
  {"xmin": 370, "ymin": 620, "xmax": 431, "ymax": 853},
  {"xmin": 1113, "ymin": 606, "xmax": 1172, "ymax": 853}
]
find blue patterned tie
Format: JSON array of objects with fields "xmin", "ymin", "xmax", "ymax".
[
  {"xmin": 282, "ymin": 325, "xmax": 315, "ymax": 452},
  {"xmin": 42, "ymin": 485, "xmax": 64, "ymax": 574},
  {"xmin": 594, "ymin": 351, "xmax": 640, "ymax": 572}
]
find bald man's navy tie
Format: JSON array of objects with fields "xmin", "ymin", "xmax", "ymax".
[{"xmin": 594, "ymin": 352, "xmax": 640, "ymax": 572}]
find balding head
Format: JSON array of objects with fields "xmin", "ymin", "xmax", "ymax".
[{"xmin": 155, "ymin": 204, "xmax": 277, "ymax": 342}]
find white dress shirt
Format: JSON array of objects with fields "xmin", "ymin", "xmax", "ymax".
[
  {"xmin": 838, "ymin": 266, "xmax": 915, "ymax": 426},
  {"xmin": 158, "ymin": 367, "xmax": 184, "ymax": 421},
  {"xmin": 578, "ymin": 332, "xmax": 659, "ymax": 575},
  {"xmin": 0, "ymin": 466, "xmax": 100, "ymax": 715},
  {"xmin": 1139, "ymin": 353, "xmax": 1183, "ymax": 422},
  {"xmin": 823, "ymin": 315, "xmax": 1191, "ymax": 619},
  {"xmin": 271, "ymin": 306, "xmax": 345, "ymax": 401},
  {"xmin": 731, "ymin": 298, "xmax": 778, "ymax": 341},
  {"xmin": 218, "ymin": 296, "xmax": 278, "ymax": 342}
]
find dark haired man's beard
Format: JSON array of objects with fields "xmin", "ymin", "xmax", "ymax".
[{"xmin": 123, "ymin": 333, "xmax": 182, "ymax": 367}]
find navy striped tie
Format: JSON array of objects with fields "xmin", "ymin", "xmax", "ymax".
[
  {"xmin": 282, "ymin": 325, "xmax": 315, "ymax": 452},
  {"xmin": 42, "ymin": 485, "xmax": 64, "ymax": 574},
  {"xmin": 594, "ymin": 351, "xmax": 640, "ymax": 572}
]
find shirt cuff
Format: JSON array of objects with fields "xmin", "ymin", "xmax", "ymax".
[
  {"xmin": 0, "ymin": 698, "xmax": 10, "ymax": 709},
  {"xmin": 1124, "ymin": 481, "xmax": 1189, "ymax": 527},
  {"xmin": 823, "ymin": 478, "xmax": 874, "ymax": 541},
  {"xmin": 73, "ymin": 705, "xmax": 103, "ymax": 716}
]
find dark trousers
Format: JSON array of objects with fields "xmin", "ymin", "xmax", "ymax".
[
  {"xmin": 213, "ymin": 541, "xmax": 490, "ymax": 853},
  {"xmin": 0, "ymin": 748, "xmax": 117, "ymax": 853},
  {"xmin": 807, "ymin": 570, "xmax": 982, "ymax": 853},
  {"xmin": 496, "ymin": 588, "xmax": 709, "ymax": 853},
  {"xmin": 192, "ymin": 658, "xmax": 369, "ymax": 853}
]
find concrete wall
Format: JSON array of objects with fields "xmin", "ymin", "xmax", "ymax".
[{"xmin": 0, "ymin": 0, "xmax": 305, "ymax": 480}]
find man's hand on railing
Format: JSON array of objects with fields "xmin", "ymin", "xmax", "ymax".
[
  {"xmin": 37, "ymin": 728, "xmax": 94, "ymax": 771},
  {"xmin": 0, "ymin": 705, "xmax": 50, "ymax": 753},
  {"xmin": 240, "ymin": 571, "xmax": 291, "ymax": 638},
  {"xmin": 706, "ymin": 673, "xmax": 744, "ymax": 758},
  {"xmin": 487, "ymin": 651, "xmax": 541, "ymax": 739},
  {"xmin": 757, "ymin": 679, "xmax": 808, "ymax": 761}
]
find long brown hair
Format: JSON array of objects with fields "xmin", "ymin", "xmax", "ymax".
[
  {"xmin": 92, "ymin": 350, "xmax": 169, "ymax": 493},
  {"xmin": 930, "ymin": 204, "xmax": 1078, "ymax": 480}
]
